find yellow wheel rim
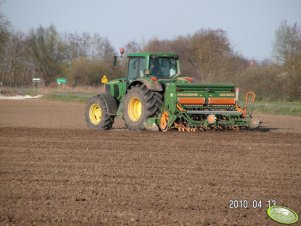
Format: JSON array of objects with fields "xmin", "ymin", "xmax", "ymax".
[
  {"xmin": 89, "ymin": 103, "xmax": 102, "ymax": 125},
  {"xmin": 128, "ymin": 97, "xmax": 142, "ymax": 122}
]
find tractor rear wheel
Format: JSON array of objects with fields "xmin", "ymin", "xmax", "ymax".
[
  {"xmin": 124, "ymin": 84, "xmax": 162, "ymax": 131},
  {"xmin": 85, "ymin": 95, "xmax": 113, "ymax": 129}
]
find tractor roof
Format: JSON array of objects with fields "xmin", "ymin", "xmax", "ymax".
[{"xmin": 127, "ymin": 52, "xmax": 177, "ymax": 58}]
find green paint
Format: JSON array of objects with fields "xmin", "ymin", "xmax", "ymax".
[{"xmin": 99, "ymin": 52, "xmax": 257, "ymax": 130}]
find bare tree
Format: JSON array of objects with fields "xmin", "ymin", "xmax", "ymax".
[
  {"xmin": 66, "ymin": 32, "xmax": 114, "ymax": 62},
  {"xmin": 0, "ymin": 8, "xmax": 10, "ymax": 52},
  {"xmin": 27, "ymin": 25, "xmax": 67, "ymax": 84},
  {"xmin": 188, "ymin": 29, "xmax": 234, "ymax": 82},
  {"xmin": 273, "ymin": 20, "xmax": 301, "ymax": 64},
  {"xmin": 124, "ymin": 40, "xmax": 143, "ymax": 53},
  {"xmin": 272, "ymin": 21, "xmax": 301, "ymax": 100},
  {"xmin": 0, "ymin": 6, "xmax": 11, "ymax": 85},
  {"xmin": 2, "ymin": 32, "xmax": 32, "ymax": 86}
]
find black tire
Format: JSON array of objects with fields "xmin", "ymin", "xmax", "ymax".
[
  {"xmin": 123, "ymin": 84, "xmax": 162, "ymax": 131},
  {"xmin": 85, "ymin": 95, "xmax": 113, "ymax": 130}
]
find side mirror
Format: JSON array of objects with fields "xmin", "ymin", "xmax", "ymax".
[
  {"xmin": 113, "ymin": 48, "xmax": 125, "ymax": 66},
  {"xmin": 144, "ymin": 69, "xmax": 150, "ymax": 76}
]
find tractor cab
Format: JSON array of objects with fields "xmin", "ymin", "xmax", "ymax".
[{"xmin": 127, "ymin": 52, "xmax": 180, "ymax": 81}]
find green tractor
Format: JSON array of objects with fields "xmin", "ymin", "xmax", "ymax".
[{"xmin": 85, "ymin": 51, "xmax": 259, "ymax": 131}]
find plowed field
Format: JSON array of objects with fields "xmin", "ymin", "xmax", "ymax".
[{"xmin": 0, "ymin": 99, "xmax": 300, "ymax": 225}]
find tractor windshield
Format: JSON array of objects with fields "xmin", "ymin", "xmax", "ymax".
[{"xmin": 149, "ymin": 57, "xmax": 177, "ymax": 79}]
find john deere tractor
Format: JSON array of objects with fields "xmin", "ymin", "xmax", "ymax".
[{"xmin": 85, "ymin": 52, "xmax": 259, "ymax": 131}]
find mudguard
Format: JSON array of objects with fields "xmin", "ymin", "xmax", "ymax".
[
  {"xmin": 98, "ymin": 93, "xmax": 117, "ymax": 115},
  {"xmin": 130, "ymin": 78, "xmax": 163, "ymax": 91}
]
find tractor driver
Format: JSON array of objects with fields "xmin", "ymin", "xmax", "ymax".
[{"xmin": 150, "ymin": 59, "xmax": 162, "ymax": 77}]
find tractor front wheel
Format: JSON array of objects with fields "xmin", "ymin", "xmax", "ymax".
[{"xmin": 85, "ymin": 95, "xmax": 113, "ymax": 129}]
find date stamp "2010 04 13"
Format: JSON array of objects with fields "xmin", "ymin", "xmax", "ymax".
[{"xmin": 228, "ymin": 199, "xmax": 276, "ymax": 209}]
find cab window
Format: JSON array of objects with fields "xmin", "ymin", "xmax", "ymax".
[
  {"xmin": 150, "ymin": 57, "xmax": 177, "ymax": 78},
  {"xmin": 128, "ymin": 57, "xmax": 146, "ymax": 80}
]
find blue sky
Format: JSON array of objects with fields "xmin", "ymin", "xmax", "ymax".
[{"xmin": 2, "ymin": 0, "xmax": 301, "ymax": 60}]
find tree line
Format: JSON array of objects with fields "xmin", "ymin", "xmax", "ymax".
[
  {"xmin": 0, "ymin": 23, "xmax": 117, "ymax": 87},
  {"xmin": 0, "ymin": 8, "xmax": 300, "ymax": 100}
]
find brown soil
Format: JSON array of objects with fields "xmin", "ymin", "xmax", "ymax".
[{"xmin": 0, "ymin": 99, "xmax": 300, "ymax": 225}]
